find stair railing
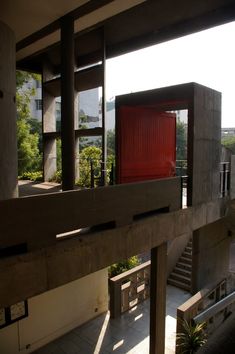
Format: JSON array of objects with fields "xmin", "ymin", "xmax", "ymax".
[{"xmin": 176, "ymin": 278, "xmax": 227, "ymax": 353}]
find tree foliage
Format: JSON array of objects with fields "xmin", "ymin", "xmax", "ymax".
[
  {"xmin": 176, "ymin": 121, "xmax": 187, "ymax": 161},
  {"xmin": 222, "ymin": 136, "xmax": 235, "ymax": 154},
  {"xmin": 108, "ymin": 256, "xmax": 140, "ymax": 278},
  {"xmin": 77, "ymin": 146, "xmax": 102, "ymax": 187},
  {"xmin": 107, "ymin": 129, "xmax": 115, "ymax": 155},
  {"xmin": 16, "ymin": 71, "xmax": 42, "ymax": 175}
]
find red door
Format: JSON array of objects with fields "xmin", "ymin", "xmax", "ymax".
[{"xmin": 116, "ymin": 106, "xmax": 176, "ymax": 184}]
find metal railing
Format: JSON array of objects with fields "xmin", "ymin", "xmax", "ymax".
[
  {"xmin": 193, "ymin": 290, "xmax": 235, "ymax": 335},
  {"xmin": 176, "ymin": 160, "xmax": 187, "ymax": 177},
  {"xmin": 176, "ymin": 279, "xmax": 227, "ymax": 353},
  {"xmin": 109, "ymin": 261, "xmax": 150, "ymax": 318},
  {"xmin": 220, "ymin": 162, "xmax": 230, "ymax": 197},
  {"xmin": 75, "ymin": 157, "xmax": 114, "ymax": 188}
]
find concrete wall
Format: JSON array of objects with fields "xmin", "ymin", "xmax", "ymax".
[
  {"xmin": 192, "ymin": 219, "xmax": 230, "ymax": 293},
  {"xmin": 191, "ymin": 84, "xmax": 221, "ymax": 205},
  {"xmin": 0, "ymin": 268, "xmax": 108, "ymax": 354},
  {"xmin": 167, "ymin": 232, "xmax": 191, "ymax": 277}
]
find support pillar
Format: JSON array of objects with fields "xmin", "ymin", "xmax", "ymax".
[
  {"xmin": 61, "ymin": 16, "xmax": 75, "ymax": 191},
  {"xmin": 42, "ymin": 66, "xmax": 57, "ymax": 181},
  {"xmin": 150, "ymin": 242, "xmax": 167, "ymax": 354},
  {"xmin": 0, "ymin": 21, "xmax": 18, "ymax": 200}
]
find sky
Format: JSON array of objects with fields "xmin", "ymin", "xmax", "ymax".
[{"xmin": 106, "ymin": 21, "xmax": 235, "ymax": 128}]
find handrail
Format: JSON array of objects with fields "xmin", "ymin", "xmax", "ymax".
[
  {"xmin": 220, "ymin": 161, "xmax": 230, "ymax": 197},
  {"xmin": 194, "ymin": 290, "xmax": 235, "ymax": 324},
  {"xmin": 176, "ymin": 279, "xmax": 227, "ymax": 353}
]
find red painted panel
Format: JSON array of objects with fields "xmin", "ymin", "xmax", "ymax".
[{"xmin": 116, "ymin": 106, "xmax": 176, "ymax": 184}]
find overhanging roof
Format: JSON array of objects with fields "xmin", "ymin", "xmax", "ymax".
[{"xmin": 1, "ymin": 0, "xmax": 235, "ymax": 72}]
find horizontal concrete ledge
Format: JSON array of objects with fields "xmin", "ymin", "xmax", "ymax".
[
  {"xmin": 0, "ymin": 177, "xmax": 181, "ymax": 251},
  {"xmin": 43, "ymin": 64, "xmax": 103, "ymax": 97},
  {"xmin": 0, "ymin": 197, "xmax": 227, "ymax": 308},
  {"xmin": 43, "ymin": 127, "xmax": 103, "ymax": 140}
]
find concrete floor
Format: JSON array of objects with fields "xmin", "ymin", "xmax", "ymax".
[
  {"xmin": 33, "ymin": 285, "xmax": 191, "ymax": 354},
  {"xmin": 18, "ymin": 180, "xmax": 61, "ymax": 196}
]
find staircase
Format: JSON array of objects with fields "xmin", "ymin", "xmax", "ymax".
[{"xmin": 167, "ymin": 239, "xmax": 192, "ymax": 292}]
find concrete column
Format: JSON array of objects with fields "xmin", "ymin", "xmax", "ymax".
[
  {"xmin": 42, "ymin": 65, "xmax": 57, "ymax": 181},
  {"xmin": 150, "ymin": 242, "xmax": 167, "ymax": 354},
  {"xmin": 43, "ymin": 138, "xmax": 57, "ymax": 181},
  {"xmin": 0, "ymin": 21, "xmax": 18, "ymax": 200},
  {"xmin": 190, "ymin": 85, "xmax": 221, "ymax": 205},
  {"xmin": 61, "ymin": 16, "xmax": 75, "ymax": 191}
]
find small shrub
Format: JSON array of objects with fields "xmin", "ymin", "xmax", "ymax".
[
  {"xmin": 19, "ymin": 171, "xmax": 43, "ymax": 182},
  {"xmin": 177, "ymin": 320, "xmax": 207, "ymax": 354},
  {"xmin": 49, "ymin": 170, "xmax": 62, "ymax": 183},
  {"xmin": 108, "ymin": 256, "xmax": 140, "ymax": 278}
]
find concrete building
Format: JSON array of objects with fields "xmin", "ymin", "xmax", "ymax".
[
  {"xmin": 24, "ymin": 78, "xmax": 100, "ymax": 134},
  {"xmin": 222, "ymin": 127, "xmax": 235, "ymax": 138},
  {"xmin": 1, "ymin": 1, "xmax": 235, "ymax": 354}
]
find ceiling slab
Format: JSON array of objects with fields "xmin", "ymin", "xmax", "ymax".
[
  {"xmin": 14, "ymin": 0, "xmax": 235, "ymax": 72},
  {"xmin": 1, "ymin": 0, "xmax": 88, "ymax": 42}
]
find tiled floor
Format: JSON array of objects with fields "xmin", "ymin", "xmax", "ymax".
[{"xmin": 33, "ymin": 285, "xmax": 190, "ymax": 354}]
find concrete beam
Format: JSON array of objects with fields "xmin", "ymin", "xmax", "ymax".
[
  {"xmin": 0, "ymin": 177, "xmax": 181, "ymax": 251},
  {"xmin": 0, "ymin": 196, "xmax": 227, "ymax": 308}
]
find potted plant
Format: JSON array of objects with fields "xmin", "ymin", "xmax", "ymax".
[{"xmin": 177, "ymin": 319, "xmax": 207, "ymax": 353}]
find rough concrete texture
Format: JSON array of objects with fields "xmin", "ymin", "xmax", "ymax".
[
  {"xmin": 192, "ymin": 84, "xmax": 221, "ymax": 205},
  {"xmin": 192, "ymin": 218, "xmax": 230, "ymax": 293},
  {"xmin": 197, "ymin": 312, "xmax": 235, "ymax": 354},
  {"xmin": 0, "ymin": 197, "xmax": 227, "ymax": 308},
  {"xmin": 0, "ymin": 177, "xmax": 181, "ymax": 250},
  {"xmin": 0, "ymin": 21, "xmax": 18, "ymax": 200},
  {"xmin": 42, "ymin": 79, "xmax": 57, "ymax": 181},
  {"xmin": 43, "ymin": 138, "xmax": 57, "ymax": 181}
]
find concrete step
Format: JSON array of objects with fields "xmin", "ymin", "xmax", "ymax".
[
  {"xmin": 176, "ymin": 261, "xmax": 192, "ymax": 272},
  {"xmin": 179, "ymin": 256, "xmax": 192, "ymax": 265},
  {"xmin": 182, "ymin": 251, "xmax": 192, "ymax": 259},
  {"xmin": 167, "ymin": 278, "xmax": 191, "ymax": 291},
  {"xmin": 174, "ymin": 266, "xmax": 192, "ymax": 278},
  {"xmin": 185, "ymin": 246, "xmax": 192, "ymax": 253},
  {"xmin": 169, "ymin": 272, "xmax": 191, "ymax": 285}
]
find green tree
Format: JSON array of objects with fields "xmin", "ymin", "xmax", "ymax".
[
  {"xmin": 75, "ymin": 146, "xmax": 114, "ymax": 187},
  {"xmin": 222, "ymin": 136, "xmax": 235, "ymax": 154},
  {"xmin": 77, "ymin": 146, "xmax": 102, "ymax": 187},
  {"xmin": 16, "ymin": 71, "xmax": 42, "ymax": 175},
  {"xmin": 176, "ymin": 121, "xmax": 187, "ymax": 161},
  {"xmin": 56, "ymin": 138, "xmax": 62, "ymax": 171},
  {"xmin": 107, "ymin": 129, "xmax": 115, "ymax": 155}
]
